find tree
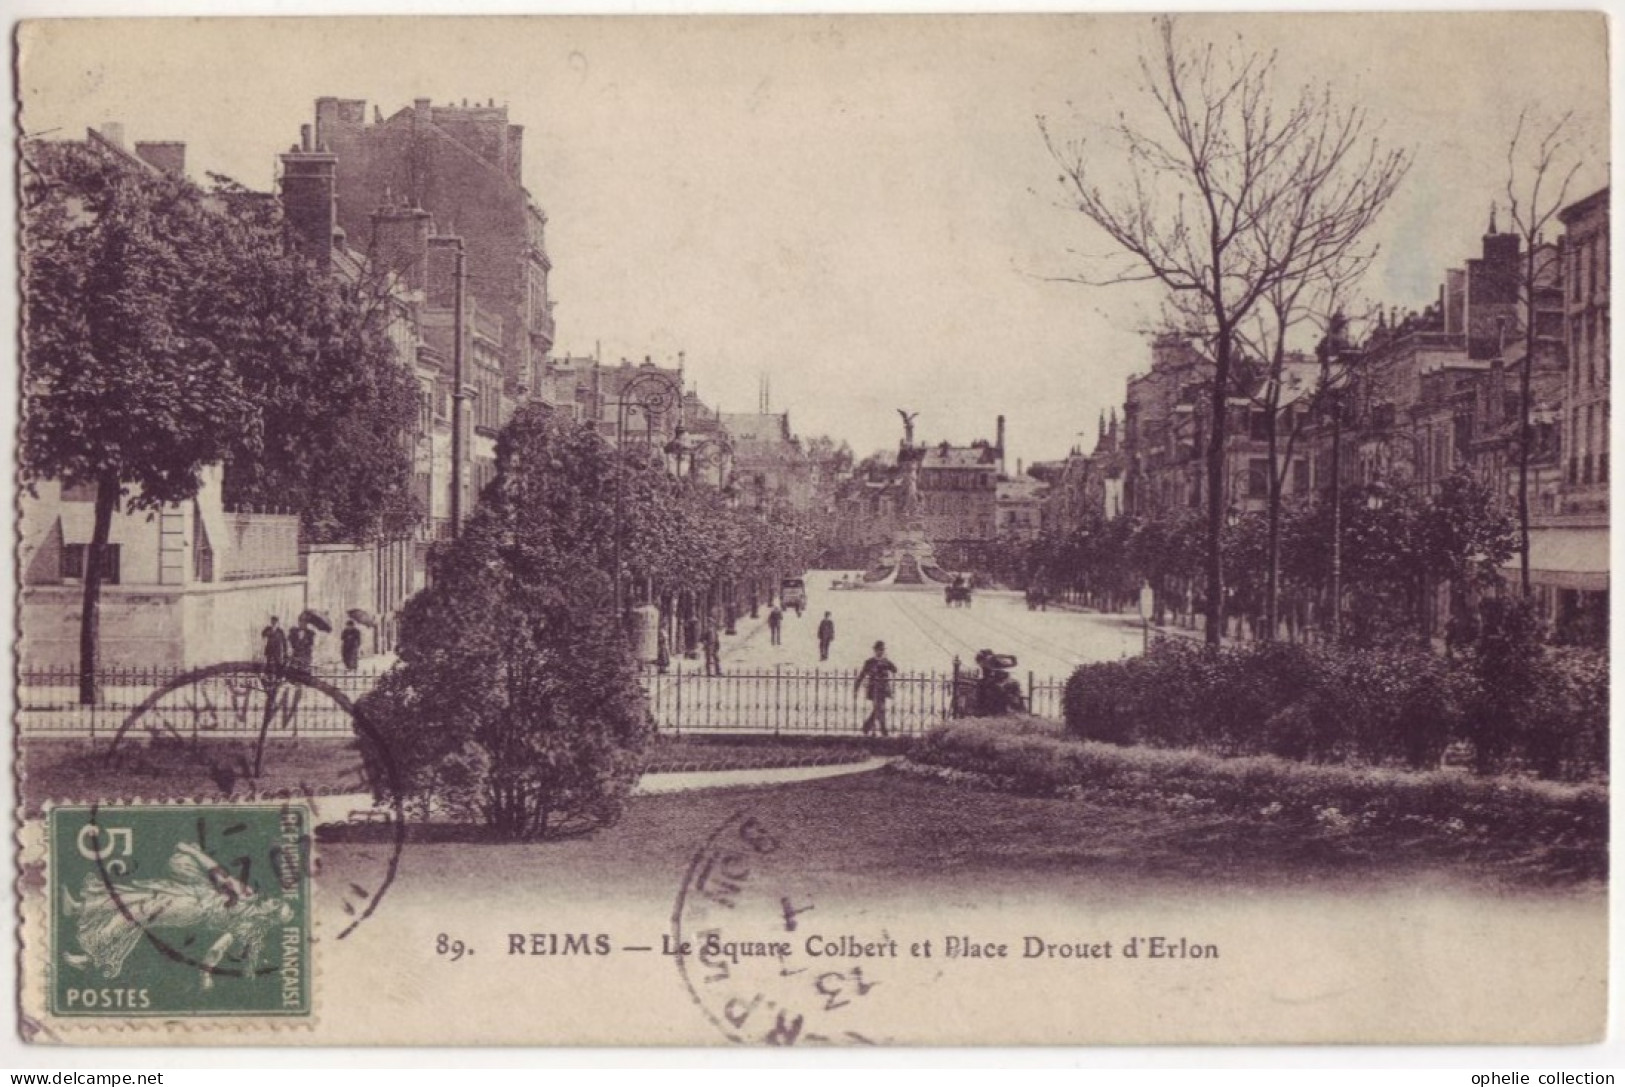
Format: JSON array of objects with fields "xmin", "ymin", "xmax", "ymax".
[
  {"xmin": 1042, "ymin": 16, "xmax": 1409, "ymax": 644},
  {"xmin": 23, "ymin": 142, "xmax": 425, "ymax": 701},
  {"xmin": 211, "ymin": 186, "xmax": 421, "ymax": 543},
  {"xmin": 1503, "ymin": 107, "xmax": 1585, "ymax": 596},
  {"xmin": 359, "ymin": 407, "xmax": 650, "ymax": 840},
  {"xmin": 22, "ymin": 140, "xmax": 255, "ymax": 702}
]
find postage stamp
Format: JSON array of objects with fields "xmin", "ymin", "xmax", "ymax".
[{"xmin": 47, "ymin": 803, "xmax": 312, "ymax": 1018}]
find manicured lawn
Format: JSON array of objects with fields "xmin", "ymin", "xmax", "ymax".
[
  {"xmin": 19, "ymin": 737, "xmax": 371, "ymax": 813},
  {"xmin": 640, "ymin": 737, "xmax": 886, "ymax": 773},
  {"xmin": 318, "ymin": 768, "xmax": 1598, "ymax": 907},
  {"xmin": 22, "ymin": 735, "xmax": 881, "ymax": 812}
]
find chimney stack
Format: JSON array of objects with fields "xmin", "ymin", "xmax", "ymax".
[
  {"xmin": 371, "ymin": 203, "xmax": 435, "ymax": 292},
  {"xmin": 279, "ymin": 145, "xmax": 339, "ymax": 271},
  {"xmin": 996, "ymin": 414, "xmax": 1007, "ymax": 475}
]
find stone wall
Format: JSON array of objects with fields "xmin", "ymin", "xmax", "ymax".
[{"xmin": 21, "ymin": 578, "xmax": 306, "ymax": 671}]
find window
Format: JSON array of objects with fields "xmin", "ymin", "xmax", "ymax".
[
  {"xmin": 61, "ymin": 543, "xmax": 121, "ymax": 584},
  {"xmin": 1587, "ymin": 311, "xmax": 1598, "ymax": 387},
  {"xmin": 1247, "ymin": 458, "xmax": 1269, "ymax": 498}
]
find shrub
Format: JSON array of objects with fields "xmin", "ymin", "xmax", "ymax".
[
  {"xmin": 358, "ymin": 409, "xmax": 651, "ymax": 840},
  {"xmin": 1061, "ymin": 635, "xmax": 1586, "ymax": 775}
]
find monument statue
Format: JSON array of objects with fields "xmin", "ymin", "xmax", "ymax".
[{"xmin": 896, "ymin": 409, "xmax": 918, "ymax": 448}]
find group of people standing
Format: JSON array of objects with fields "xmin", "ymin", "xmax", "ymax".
[{"xmin": 262, "ymin": 614, "xmax": 366, "ymax": 674}]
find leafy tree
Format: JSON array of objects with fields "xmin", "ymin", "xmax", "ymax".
[
  {"xmin": 360, "ymin": 406, "xmax": 650, "ymax": 840},
  {"xmin": 23, "ymin": 142, "xmax": 424, "ymax": 699},
  {"xmin": 211, "ymin": 187, "xmax": 420, "ymax": 543},
  {"xmin": 22, "ymin": 140, "xmax": 254, "ymax": 702}
]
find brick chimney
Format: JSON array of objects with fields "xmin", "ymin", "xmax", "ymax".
[
  {"xmin": 134, "ymin": 141, "xmax": 186, "ymax": 178},
  {"xmin": 279, "ymin": 139, "xmax": 339, "ymax": 271},
  {"xmin": 370, "ymin": 202, "xmax": 435, "ymax": 293}
]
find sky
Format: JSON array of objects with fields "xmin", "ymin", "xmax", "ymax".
[{"xmin": 15, "ymin": 12, "xmax": 1609, "ymax": 472}]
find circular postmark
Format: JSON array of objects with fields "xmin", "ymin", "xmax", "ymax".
[
  {"xmin": 102, "ymin": 661, "xmax": 407, "ymax": 943},
  {"xmin": 671, "ymin": 809, "xmax": 890, "ymax": 1047}
]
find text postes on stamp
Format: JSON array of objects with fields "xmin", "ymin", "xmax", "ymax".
[{"xmin": 49, "ymin": 802, "xmax": 312, "ymax": 1018}]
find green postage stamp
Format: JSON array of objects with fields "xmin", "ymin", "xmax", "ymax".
[{"xmin": 48, "ymin": 803, "xmax": 312, "ymax": 1018}]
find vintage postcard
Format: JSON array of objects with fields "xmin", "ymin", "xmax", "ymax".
[{"xmin": 11, "ymin": 13, "xmax": 1610, "ymax": 1046}]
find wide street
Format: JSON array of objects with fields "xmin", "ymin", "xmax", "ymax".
[{"xmin": 720, "ymin": 569, "xmax": 1146, "ymax": 682}]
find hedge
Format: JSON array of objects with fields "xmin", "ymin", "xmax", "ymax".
[{"xmin": 1061, "ymin": 638, "xmax": 1606, "ymax": 781}]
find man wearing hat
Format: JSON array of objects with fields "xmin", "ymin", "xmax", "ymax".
[{"xmin": 854, "ymin": 641, "xmax": 898, "ymax": 736}]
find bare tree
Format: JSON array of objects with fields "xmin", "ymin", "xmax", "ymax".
[
  {"xmin": 1040, "ymin": 16, "xmax": 1409, "ymax": 645},
  {"xmin": 1233, "ymin": 260, "xmax": 1374, "ymax": 641},
  {"xmin": 1504, "ymin": 108, "xmax": 1584, "ymax": 597}
]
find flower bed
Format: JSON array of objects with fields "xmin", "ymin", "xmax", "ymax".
[{"xmin": 905, "ymin": 719, "xmax": 1606, "ymax": 881}]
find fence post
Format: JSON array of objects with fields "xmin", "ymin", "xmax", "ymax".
[
  {"xmin": 673, "ymin": 662, "xmax": 683, "ymax": 737},
  {"xmin": 950, "ymin": 656, "xmax": 961, "ymax": 719},
  {"xmin": 1028, "ymin": 670, "xmax": 1034, "ymax": 714},
  {"xmin": 773, "ymin": 664, "xmax": 782, "ymax": 737}
]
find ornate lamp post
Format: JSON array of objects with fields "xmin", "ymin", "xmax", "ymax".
[
  {"xmin": 679, "ymin": 433, "xmax": 735, "ymax": 488},
  {"xmin": 611, "ymin": 370, "xmax": 681, "ymax": 619}
]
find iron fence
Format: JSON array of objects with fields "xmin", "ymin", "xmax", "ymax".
[
  {"xmin": 644, "ymin": 664, "xmax": 956, "ymax": 736},
  {"xmin": 17, "ymin": 666, "xmax": 386, "ymax": 741},
  {"xmin": 19, "ymin": 662, "xmax": 1071, "ymax": 742},
  {"xmin": 642, "ymin": 664, "xmax": 1068, "ymax": 736}
]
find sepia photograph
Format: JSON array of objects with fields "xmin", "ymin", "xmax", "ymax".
[{"xmin": 8, "ymin": 10, "xmax": 1612, "ymax": 1048}]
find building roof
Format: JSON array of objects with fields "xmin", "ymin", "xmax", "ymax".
[
  {"xmin": 719, "ymin": 412, "xmax": 791, "ymax": 444},
  {"xmin": 921, "ymin": 443, "xmax": 999, "ymax": 469}
]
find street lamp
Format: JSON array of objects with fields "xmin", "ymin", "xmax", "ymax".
[
  {"xmin": 611, "ymin": 370, "xmax": 682, "ymax": 620},
  {"xmin": 674, "ymin": 433, "xmax": 735, "ymax": 489}
]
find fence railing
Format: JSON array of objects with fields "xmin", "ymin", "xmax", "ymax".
[
  {"xmin": 643, "ymin": 665, "xmax": 1068, "ymax": 736},
  {"xmin": 17, "ymin": 666, "xmax": 387, "ymax": 741},
  {"xmin": 644, "ymin": 664, "xmax": 954, "ymax": 736},
  {"xmin": 19, "ymin": 663, "xmax": 1071, "ymax": 742}
]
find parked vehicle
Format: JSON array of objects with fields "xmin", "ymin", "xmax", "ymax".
[
  {"xmin": 953, "ymin": 649, "xmax": 1024, "ymax": 716},
  {"xmin": 780, "ymin": 577, "xmax": 807, "ymax": 615}
]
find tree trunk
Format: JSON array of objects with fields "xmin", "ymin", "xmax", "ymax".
[
  {"xmin": 1264, "ymin": 374, "xmax": 1283, "ymax": 643},
  {"xmin": 1517, "ymin": 256, "xmax": 1535, "ymax": 597},
  {"xmin": 77, "ymin": 473, "xmax": 119, "ymax": 706},
  {"xmin": 1204, "ymin": 330, "xmax": 1232, "ymax": 646},
  {"xmin": 1329, "ymin": 402, "xmax": 1343, "ymax": 644}
]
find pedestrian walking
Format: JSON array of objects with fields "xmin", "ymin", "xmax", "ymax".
[
  {"xmin": 340, "ymin": 619, "xmax": 363, "ymax": 672},
  {"xmin": 816, "ymin": 611, "xmax": 836, "ymax": 662},
  {"xmin": 288, "ymin": 620, "xmax": 316, "ymax": 677},
  {"xmin": 703, "ymin": 625, "xmax": 723, "ymax": 676},
  {"xmin": 262, "ymin": 616, "xmax": 288, "ymax": 672},
  {"xmin": 768, "ymin": 603, "xmax": 784, "ymax": 646},
  {"xmin": 854, "ymin": 641, "xmax": 898, "ymax": 736}
]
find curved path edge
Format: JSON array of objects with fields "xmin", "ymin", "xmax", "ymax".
[{"xmin": 633, "ymin": 755, "xmax": 896, "ymax": 795}]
